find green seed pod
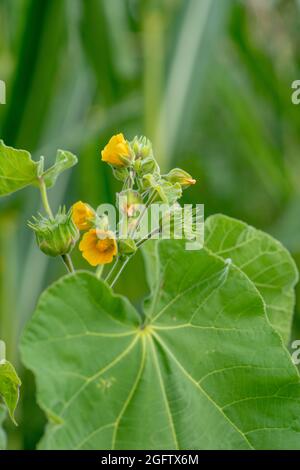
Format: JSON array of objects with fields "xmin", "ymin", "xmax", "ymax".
[{"xmin": 28, "ymin": 207, "xmax": 79, "ymax": 257}]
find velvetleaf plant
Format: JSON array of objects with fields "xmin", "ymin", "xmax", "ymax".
[{"xmin": 0, "ymin": 134, "xmax": 300, "ymax": 450}]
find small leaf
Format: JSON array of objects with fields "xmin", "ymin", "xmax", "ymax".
[
  {"xmin": 21, "ymin": 241, "xmax": 300, "ymax": 450},
  {"xmin": 43, "ymin": 150, "xmax": 78, "ymax": 188},
  {"xmin": 0, "ymin": 360, "xmax": 21, "ymax": 425},
  {"xmin": 205, "ymin": 214, "xmax": 299, "ymax": 343},
  {"xmin": 0, "ymin": 405, "xmax": 6, "ymax": 450},
  {"xmin": 0, "ymin": 140, "xmax": 39, "ymax": 196}
]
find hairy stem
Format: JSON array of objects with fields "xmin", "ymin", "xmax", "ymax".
[{"xmin": 38, "ymin": 178, "xmax": 54, "ymax": 220}]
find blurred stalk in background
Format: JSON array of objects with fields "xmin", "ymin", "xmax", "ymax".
[{"xmin": 0, "ymin": 0, "xmax": 299, "ymax": 449}]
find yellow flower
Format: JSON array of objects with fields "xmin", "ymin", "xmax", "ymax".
[
  {"xmin": 79, "ymin": 229, "xmax": 117, "ymax": 266},
  {"xmin": 101, "ymin": 133, "xmax": 132, "ymax": 167},
  {"xmin": 72, "ymin": 201, "xmax": 95, "ymax": 231}
]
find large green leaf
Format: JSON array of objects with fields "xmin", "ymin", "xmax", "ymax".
[
  {"xmin": 0, "ymin": 405, "xmax": 6, "ymax": 450},
  {"xmin": 205, "ymin": 214, "xmax": 299, "ymax": 343},
  {"xmin": 0, "ymin": 140, "xmax": 40, "ymax": 196},
  {"xmin": 0, "ymin": 360, "xmax": 21, "ymax": 425},
  {"xmin": 21, "ymin": 241, "xmax": 300, "ymax": 449}
]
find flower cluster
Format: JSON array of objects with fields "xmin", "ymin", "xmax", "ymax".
[
  {"xmin": 72, "ymin": 133, "xmax": 196, "ymax": 267},
  {"xmin": 29, "ymin": 133, "xmax": 196, "ymax": 284}
]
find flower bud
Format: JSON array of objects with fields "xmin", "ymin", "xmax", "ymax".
[
  {"xmin": 134, "ymin": 155, "xmax": 160, "ymax": 178},
  {"xmin": 28, "ymin": 208, "xmax": 79, "ymax": 257},
  {"xmin": 130, "ymin": 136, "xmax": 160, "ymax": 179},
  {"xmin": 101, "ymin": 133, "xmax": 133, "ymax": 168},
  {"xmin": 130, "ymin": 136, "xmax": 153, "ymax": 160},
  {"xmin": 72, "ymin": 201, "xmax": 95, "ymax": 231},
  {"xmin": 141, "ymin": 173, "xmax": 158, "ymax": 190},
  {"xmin": 165, "ymin": 168, "xmax": 196, "ymax": 189},
  {"xmin": 118, "ymin": 238, "xmax": 137, "ymax": 256}
]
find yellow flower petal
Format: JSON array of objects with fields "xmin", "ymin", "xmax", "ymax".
[
  {"xmin": 79, "ymin": 229, "xmax": 117, "ymax": 266},
  {"xmin": 72, "ymin": 201, "xmax": 95, "ymax": 231},
  {"xmin": 101, "ymin": 133, "xmax": 132, "ymax": 167}
]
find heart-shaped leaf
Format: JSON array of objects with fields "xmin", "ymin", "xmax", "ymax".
[
  {"xmin": 205, "ymin": 214, "xmax": 299, "ymax": 343},
  {"xmin": 0, "ymin": 141, "xmax": 40, "ymax": 196},
  {"xmin": 43, "ymin": 150, "xmax": 78, "ymax": 188},
  {"xmin": 21, "ymin": 241, "xmax": 300, "ymax": 449},
  {"xmin": 0, "ymin": 360, "xmax": 21, "ymax": 425}
]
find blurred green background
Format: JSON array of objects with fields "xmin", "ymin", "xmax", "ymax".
[{"xmin": 0, "ymin": 0, "xmax": 300, "ymax": 450}]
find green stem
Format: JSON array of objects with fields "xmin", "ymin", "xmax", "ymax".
[
  {"xmin": 136, "ymin": 227, "xmax": 160, "ymax": 247},
  {"xmin": 38, "ymin": 177, "xmax": 74, "ymax": 274},
  {"xmin": 38, "ymin": 177, "xmax": 54, "ymax": 220},
  {"xmin": 105, "ymin": 258, "xmax": 119, "ymax": 283},
  {"xmin": 96, "ymin": 264, "xmax": 104, "ymax": 279},
  {"xmin": 62, "ymin": 254, "xmax": 75, "ymax": 273},
  {"xmin": 109, "ymin": 256, "xmax": 131, "ymax": 289},
  {"xmin": 108, "ymin": 191, "xmax": 157, "ymax": 287},
  {"xmin": 129, "ymin": 189, "xmax": 156, "ymax": 238},
  {"xmin": 124, "ymin": 169, "xmax": 135, "ymax": 190}
]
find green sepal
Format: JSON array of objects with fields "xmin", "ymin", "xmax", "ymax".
[
  {"xmin": 143, "ymin": 174, "xmax": 182, "ymax": 204},
  {"xmin": 130, "ymin": 135, "xmax": 153, "ymax": 160},
  {"xmin": 165, "ymin": 167, "xmax": 196, "ymax": 189},
  {"xmin": 29, "ymin": 207, "xmax": 79, "ymax": 257},
  {"xmin": 111, "ymin": 166, "xmax": 129, "ymax": 182}
]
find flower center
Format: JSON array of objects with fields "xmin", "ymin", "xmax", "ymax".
[{"xmin": 96, "ymin": 238, "xmax": 114, "ymax": 253}]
